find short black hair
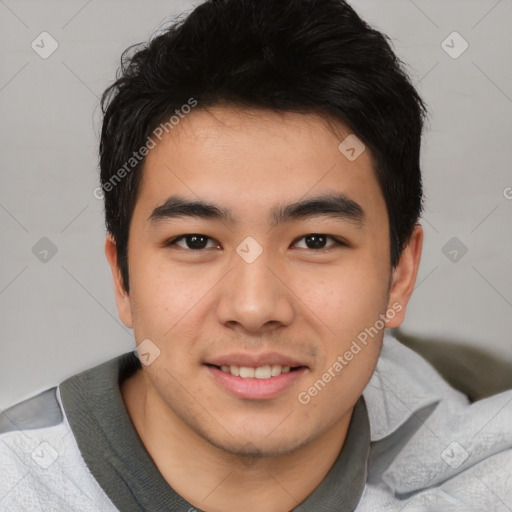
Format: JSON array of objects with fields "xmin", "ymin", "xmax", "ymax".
[{"xmin": 99, "ymin": 0, "xmax": 428, "ymax": 292}]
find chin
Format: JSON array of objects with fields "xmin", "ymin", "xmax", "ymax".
[{"xmin": 201, "ymin": 427, "xmax": 313, "ymax": 459}]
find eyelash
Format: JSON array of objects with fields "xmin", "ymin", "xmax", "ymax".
[{"xmin": 163, "ymin": 234, "xmax": 348, "ymax": 252}]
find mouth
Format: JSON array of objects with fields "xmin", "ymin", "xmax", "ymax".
[
  {"xmin": 203, "ymin": 355, "xmax": 309, "ymax": 400},
  {"xmin": 206, "ymin": 363, "xmax": 307, "ymax": 379}
]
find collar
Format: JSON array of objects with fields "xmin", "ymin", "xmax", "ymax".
[{"xmin": 362, "ymin": 332, "xmax": 445, "ymax": 442}]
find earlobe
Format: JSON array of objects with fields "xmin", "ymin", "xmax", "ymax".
[
  {"xmin": 104, "ymin": 235, "xmax": 134, "ymax": 329},
  {"xmin": 385, "ymin": 225, "xmax": 423, "ymax": 329}
]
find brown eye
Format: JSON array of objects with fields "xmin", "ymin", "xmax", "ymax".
[
  {"xmin": 167, "ymin": 234, "xmax": 219, "ymax": 250},
  {"xmin": 293, "ymin": 234, "xmax": 344, "ymax": 250}
]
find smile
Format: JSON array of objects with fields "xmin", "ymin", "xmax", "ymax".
[
  {"xmin": 218, "ymin": 364, "xmax": 295, "ymax": 379},
  {"xmin": 205, "ymin": 364, "xmax": 308, "ymax": 400}
]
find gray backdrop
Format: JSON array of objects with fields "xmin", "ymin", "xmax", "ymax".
[{"xmin": 1, "ymin": 0, "xmax": 511, "ymax": 409}]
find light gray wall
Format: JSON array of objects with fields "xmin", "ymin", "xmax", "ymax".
[{"xmin": 1, "ymin": 0, "xmax": 511, "ymax": 409}]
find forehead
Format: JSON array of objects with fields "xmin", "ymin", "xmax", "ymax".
[{"xmin": 135, "ymin": 106, "xmax": 386, "ymax": 225}]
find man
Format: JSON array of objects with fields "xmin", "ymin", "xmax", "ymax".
[{"xmin": 1, "ymin": 0, "xmax": 511, "ymax": 510}]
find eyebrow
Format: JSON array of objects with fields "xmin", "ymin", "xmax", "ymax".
[{"xmin": 148, "ymin": 193, "xmax": 365, "ymax": 228}]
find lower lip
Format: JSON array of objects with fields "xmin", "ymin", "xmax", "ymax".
[{"xmin": 206, "ymin": 365, "xmax": 308, "ymax": 400}]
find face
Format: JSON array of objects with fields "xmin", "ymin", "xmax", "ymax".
[{"xmin": 107, "ymin": 106, "xmax": 421, "ymax": 458}]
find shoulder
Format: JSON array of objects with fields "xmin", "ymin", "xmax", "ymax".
[
  {"xmin": 1, "ymin": 387, "xmax": 63, "ymax": 436},
  {"xmin": 0, "ymin": 387, "xmax": 118, "ymax": 511},
  {"xmin": 360, "ymin": 333, "xmax": 512, "ymax": 510}
]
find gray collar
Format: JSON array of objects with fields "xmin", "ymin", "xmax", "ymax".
[{"xmin": 60, "ymin": 351, "xmax": 370, "ymax": 512}]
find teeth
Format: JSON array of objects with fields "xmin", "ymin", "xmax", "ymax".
[
  {"xmin": 271, "ymin": 365, "xmax": 282, "ymax": 377},
  {"xmin": 255, "ymin": 366, "xmax": 271, "ymax": 379},
  {"xmin": 239, "ymin": 367, "xmax": 254, "ymax": 378},
  {"xmin": 219, "ymin": 364, "xmax": 295, "ymax": 379}
]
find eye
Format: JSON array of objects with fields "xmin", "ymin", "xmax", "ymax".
[
  {"xmin": 292, "ymin": 234, "xmax": 346, "ymax": 250},
  {"xmin": 164, "ymin": 233, "xmax": 346, "ymax": 251},
  {"xmin": 165, "ymin": 234, "xmax": 220, "ymax": 250}
]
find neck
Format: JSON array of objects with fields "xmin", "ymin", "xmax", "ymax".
[{"xmin": 121, "ymin": 369, "xmax": 353, "ymax": 512}]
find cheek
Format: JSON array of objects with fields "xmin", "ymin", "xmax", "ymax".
[
  {"xmin": 292, "ymin": 258, "xmax": 389, "ymax": 336},
  {"xmin": 128, "ymin": 252, "xmax": 205, "ymax": 339}
]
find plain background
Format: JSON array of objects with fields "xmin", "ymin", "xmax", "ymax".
[{"xmin": 1, "ymin": 0, "xmax": 511, "ymax": 409}]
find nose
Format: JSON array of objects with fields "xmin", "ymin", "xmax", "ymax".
[{"xmin": 215, "ymin": 247, "xmax": 295, "ymax": 334}]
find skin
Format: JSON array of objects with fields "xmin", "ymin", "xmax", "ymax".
[{"xmin": 105, "ymin": 106, "xmax": 423, "ymax": 512}]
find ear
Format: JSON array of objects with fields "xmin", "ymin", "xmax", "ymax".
[
  {"xmin": 385, "ymin": 224, "xmax": 423, "ymax": 328},
  {"xmin": 104, "ymin": 235, "xmax": 133, "ymax": 329}
]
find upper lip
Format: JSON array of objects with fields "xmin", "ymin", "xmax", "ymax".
[{"xmin": 205, "ymin": 352, "xmax": 309, "ymax": 368}]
